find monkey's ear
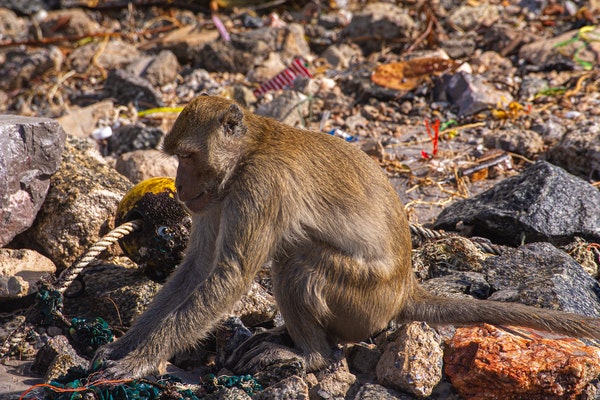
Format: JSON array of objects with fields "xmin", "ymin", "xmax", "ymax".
[{"xmin": 221, "ymin": 104, "xmax": 246, "ymax": 137}]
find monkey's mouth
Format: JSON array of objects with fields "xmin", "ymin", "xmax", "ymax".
[{"xmin": 182, "ymin": 190, "xmax": 211, "ymax": 213}]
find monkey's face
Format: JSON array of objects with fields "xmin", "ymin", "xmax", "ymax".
[
  {"xmin": 174, "ymin": 152, "xmax": 220, "ymax": 215},
  {"xmin": 163, "ymin": 96, "xmax": 249, "ymax": 215}
]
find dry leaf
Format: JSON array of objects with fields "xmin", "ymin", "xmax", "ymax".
[{"xmin": 371, "ymin": 57, "xmax": 459, "ymax": 91}]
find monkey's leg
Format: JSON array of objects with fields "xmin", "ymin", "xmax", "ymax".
[
  {"xmin": 272, "ymin": 244, "xmax": 407, "ymax": 371},
  {"xmin": 271, "ymin": 254, "xmax": 336, "ymax": 370}
]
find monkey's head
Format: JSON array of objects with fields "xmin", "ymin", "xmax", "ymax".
[{"xmin": 163, "ymin": 95, "xmax": 249, "ymax": 215}]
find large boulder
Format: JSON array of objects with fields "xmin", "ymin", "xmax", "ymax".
[{"xmin": 0, "ymin": 116, "xmax": 66, "ymax": 246}]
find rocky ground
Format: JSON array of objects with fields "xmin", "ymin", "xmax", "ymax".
[{"xmin": 1, "ymin": 0, "xmax": 600, "ymax": 399}]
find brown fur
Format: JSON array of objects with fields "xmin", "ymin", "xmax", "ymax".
[{"xmin": 94, "ymin": 95, "xmax": 600, "ymax": 378}]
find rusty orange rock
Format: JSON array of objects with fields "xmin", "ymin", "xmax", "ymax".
[{"xmin": 444, "ymin": 323, "xmax": 600, "ymax": 400}]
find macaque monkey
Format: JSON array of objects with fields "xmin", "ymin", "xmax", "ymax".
[{"xmin": 94, "ymin": 95, "xmax": 600, "ymax": 378}]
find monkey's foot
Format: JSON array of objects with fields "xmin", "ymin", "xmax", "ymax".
[
  {"xmin": 96, "ymin": 355, "xmax": 160, "ymax": 380},
  {"xmin": 225, "ymin": 326, "xmax": 304, "ymax": 373}
]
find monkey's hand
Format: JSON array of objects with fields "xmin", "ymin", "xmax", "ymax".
[
  {"xmin": 92, "ymin": 341, "xmax": 159, "ymax": 379},
  {"xmin": 91, "ymin": 345, "xmax": 157, "ymax": 379}
]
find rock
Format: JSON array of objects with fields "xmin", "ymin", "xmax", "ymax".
[
  {"xmin": 561, "ymin": 237, "xmax": 599, "ymax": 278},
  {"xmin": 411, "ymin": 236, "xmax": 489, "ymax": 281},
  {"xmin": 40, "ymin": 8, "xmax": 99, "ymax": 37},
  {"xmin": 104, "ymin": 69, "xmax": 164, "ymax": 108},
  {"xmin": 519, "ymin": 26, "xmax": 600, "ymax": 68},
  {"xmin": 176, "ymin": 69, "xmax": 221, "ymax": 101},
  {"xmin": 31, "ymin": 335, "xmax": 88, "ymax": 382},
  {"xmin": 256, "ymin": 91, "xmax": 310, "ymax": 127},
  {"xmin": 341, "ymin": 3, "xmax": 417, "ymax": 54},
  {"xmin": 531, "ymin": 116, "xmax": 566, "ymax": 147},
  {"xmin": 548, "ymin": 121, "xmax": 600, "ymax": 180},
  {"xmin": 68, "ymin": 39, "xmax": 140, "ymax": 74},
  {"xmin": 346, "ymin": 342, "xmax": 381, "ymax": 376},
  {"xmin": 483, "ymin": 127, "xmax": 545, "ymax": 159},
  {"xmin": 0, "ymin": 0, "xmax": 50, "ymax": 15},
  {"xmin": 434, "ymin": 71, "xmax": 514, "ymax": 117},
  {"xmin": 439, "ymin": 36, "xmax": 477, "ymax": 59},
  {"xmin": 196, "ymin": 23, "xmax": 311, "ymax": 76},
  {"xmin": 106, "ymin": 123, "xmax": 165, "ymax": 156},
  {"xmin": 447, "ymin": 4, "xmax": 500, "ymax": 31},
  {"xmin": 231, "ymin": 281, "xmax": 278, "ymax": 327},
  {"xmin": 204, "ymin": 387, "xmax": 252, "ymax": 400},
  {"xmin": 0, "ymin": 8, "xmax": 26, "ymax": 41},
  {"xmin": 445, "ymin": 324, "xmax": 600, "ymax": 400},
  {"xmin": 0, "ymin": 249, "xmax": 56, "ymax": 296},
  {"xmin": 433, "ymin": 161, "xmax": 600, "ymax": 246},
  {"xmin": 254, "ymin": 375, "xmax": 309, "ymax": 399},
  {"xmin": 320, "ymin": 43, "xmax": 362, "ymax": 69},
  {"xmin": 12, "ymin": 136, "xmax": 132, "ymax": 270},
  {"xmin": 352, "ymin": 383, "xmax": 415, "ymax": 400},
  {"xmin": 126, "ymin": 50, "xmax": 180, "ymax": 87},
  {"xmin": 246, "ymin": 52, "xmax": 286, "ymax": 84},
  {"xmin": 421, "ymin": 271, "xmax": 491, "ymax": 300},
  {"xmin": 63, "ymin": 259, "xmax": 161, "ymax": 327},
  {"xmin": 0, "ymin": 47, "xmax": 62, "ymax": 91},
  {"xmin": 146, "ymin": 24, "xmax": 219, "ymax": 64},
  {"xmin": 309, "ymin": 359, "xmax": 356, "ymax": 400},
  {"xmin": 376, "ymin": 321, "xmax": 443, "ymax": 397},
  {"xmin": 142, "ymin": 50, "xmax": 180, "ymax": 86},
  {"xmin": 484, "ymin": 242, "xmax": 600, "ymax": 317},
  {"xmin": 0, "ymin": 115, "xmax": 66, "ymax": 246},
  {"xmin": 55, "ymin": 100, "xmax": 115, "ymax": 138},
  {"xmin": 115, "ymin": 149, "xmax": 178, "ymax": 184}
]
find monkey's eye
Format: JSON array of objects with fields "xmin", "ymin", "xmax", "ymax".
[{"xmin": 177, "ymin": 153, "xmax": 192, "ymax": 160}]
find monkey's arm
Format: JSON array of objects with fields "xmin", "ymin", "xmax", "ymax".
[{"xmin": 96, "ymin": 198, "xmax": 277, "ymax": 379}]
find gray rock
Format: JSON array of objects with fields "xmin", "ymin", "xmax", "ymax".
[
  {"xmin": 0, "ymin": 47, "xmax": 63, "ymax": 91},
  {"xmin": 115, "ymin": 149, "xmax": 178, "ymax": 184},
  {"xmin": 483, "ymin": 127, "xmax": 544, "ymax": 159},
  {"xmin": 434, "ymin": 71, "xmax": 514, "ymax": 117},
  {"xmin": 0, "ymin": 0, "xmax": 50, "ymax": 15},
  {"xmin": 447, "ymin": 4, "xmax": 500, "ymax": 31},
  {"xmin": 195, "ymin": 40, "xmax": 256, "ymax": 74},
  {"xmin": 12, "ymin": 136, "xmax": 132, "ymax": 269},
  {"xmin": 31, "ymin": 335, "xmax": 88, "ymax": 382},
  {"xmin": 253, "ymin": 375, "xmax": 309, "ymax": 399},
  {"xmin": 548, "ymin": 121, "xmax": 600, "ymax": 180},
  {"xmin": 0, "ymin": 8, "xmax": 26, "ymax": 41},
  {"xmin": 320, "ymin": 44, "xmax": 362, "ymax": 70},
  {"xmin": 68, "ymin": 40, "xmax": 140, "ymax": 74},
  {"xmin": 433, "ymin": 161, "xmax": 600, "ymax": 246},
  {"xmin": 0, "ymin": 249, "xmax": 56, "ymax": 296},
  {"xmin": 63, "ymin": 259, "xmax": 160, "ymax": 327},
  {"xmin": 195, "ymin": 24, "xmax": 311, "ymax": 75},
  {"xmin": 104, "ymin": 69, "xmax": 164, "ymax": 108},
  {"xmin": 309, "ymin": 359, "xmax": 356, "ymax": 400},
  {"xmin": 440, "ymin": 36, "xmax": 477, "ymax": 59},
  {"xmin": 143, "ymin": 50, "xmax": 180, "ymax": 86},
  {"xmin": 484, "ymin": 242, "xmax": 600, "ymax": 317},
  {"xmin": 255, "ymin": 91, "xmax": 310, "ymax": 128},
  {"xmin": 0, "ymin": 116, "xmax": 66, "ymax": 246},
  {"xmin": 106, "ymin": 124, "xmax": 165, "ymax": 156},
  {"xmin": 376, "ymin": 322, "xmax": 443, "ymax": 397},
  {"xmin": 519, "ymin": 26, "xmax": 600, "ymax": 68},
  {"xmin": 353, "ymin": 383, "xmax": 415, "ymax": 400},
  {"xmin": 421, "ymin": 272, "xmax": 491, "ymax": 300},
  {"xmin": 40, "ymin": 9, "xmax": 99, "ymax": 38},
  {"xmin": 341, "ymin": 3, "xmax": 417, "ymax": 54}
]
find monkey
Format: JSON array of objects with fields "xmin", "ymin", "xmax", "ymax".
[{"xmin": 93, "ymin": 94, "xmax": 600, "ymax": 378}]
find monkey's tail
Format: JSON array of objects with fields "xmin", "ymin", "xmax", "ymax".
[{"xmin": 398, "ymin": 287, "xmax": 600, "ymax": 340}]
